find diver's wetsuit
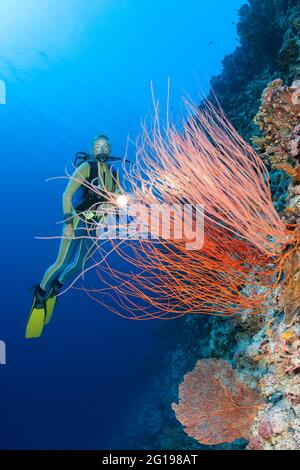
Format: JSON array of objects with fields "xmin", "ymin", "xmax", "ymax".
[{"xmin": 40, "ymin": 159, "xmax": 120, "ymax": 291}]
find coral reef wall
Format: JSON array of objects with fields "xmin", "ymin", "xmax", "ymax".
[
  {"xmin": 207, "ymin": 0, "xmax": 300, "ymax": 212},
  {"xmin": 207, "ymin": 0, "xmax": 300, "ymax": 141},
  {"xmin": 253, "ymin": 79, "xmax": 300, "ymax": 223},
  {"xmin": 118, "ymin": 0, "xmax": 300, "ymax": 450}
]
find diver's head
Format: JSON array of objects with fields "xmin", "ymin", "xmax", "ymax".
[{"xmin": 91, "ymin": 135, "xmax": 111, "ymax": 161}]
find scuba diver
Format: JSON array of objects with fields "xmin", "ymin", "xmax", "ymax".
[{"xmin": 26, "ymin": 135, "xmax": 123, "ymax": 339}]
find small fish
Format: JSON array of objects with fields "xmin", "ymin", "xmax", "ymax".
[{"xmin": 208, "ymin": 41, "xmax": 213, "ymax": 46}]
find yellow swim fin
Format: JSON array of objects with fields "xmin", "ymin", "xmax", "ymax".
[
  {"xmin": 25, "ymin": 286, "xmax": 46, "ymax": 339},
  {"xmin": 25, "ymin": 307, "xmax": 45, "ymax": 338},
  {"xmin": 44, "ymin": 279, "xmax": 62, "ymax": 326},
  {"xmin": 44, "ymin": 295, "xmax": 57, "ymax": 325}
]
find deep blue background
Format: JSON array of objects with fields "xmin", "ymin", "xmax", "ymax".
[{"xmin": 0, "ymin": 0, "xmax": 243, "ymax": 449}]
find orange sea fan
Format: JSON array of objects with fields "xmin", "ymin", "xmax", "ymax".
[{"xmin": 171, "ymin": 358, "xmax": 263, "ymax": 445}]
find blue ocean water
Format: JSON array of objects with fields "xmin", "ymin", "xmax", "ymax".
[{"xmin": 0, "ymin": 0, "xmax": 243, "ymax": 449}]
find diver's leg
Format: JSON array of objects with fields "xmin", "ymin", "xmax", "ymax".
[
  {"xmin": 44, "ymin": 220, "xmax": 97, "ymax": 325},
  {"xmin": 40, "ymin": 217, "xmax": 81, "ymax": 291},
  {"xmin": 42, "ymin": 218, "xmax": 90, "ymax": 325},
  {"xmin": 58, "ymin": 235, "xmax": 97, "ymax": 285},
  {"xmin": 26, "ymin": 217, "xmax": 81, "ymax": 336},
  {"xmin": 44, "ymin": 221, "xmax": 100, "ymax": 327},
  {"xmin": 64, "ymin": 215, "xmax": 108, "ymax": 283}
]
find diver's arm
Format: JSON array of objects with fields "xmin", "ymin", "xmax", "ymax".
[{"xmin": 62, "ymin": 162, "xmax": 90, "ymax": 222}]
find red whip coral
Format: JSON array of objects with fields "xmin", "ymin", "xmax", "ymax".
[
  {"xmin": 56, "ymin": 99, "xmax": 298, "ymax": 320},
  {"xmin": 75, "ymin": 100, "xmax": 298, "ymax": 319},
  {"xmin": 172, "ymin": 358, "xmax": 263, "ymax": 445}
]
